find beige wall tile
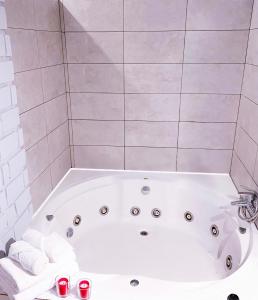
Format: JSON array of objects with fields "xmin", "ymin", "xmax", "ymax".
[
  {"xmin": 9, "ymin": 29, "xmax": 39, "ymax": 72},
  {"xmin": 45, "ymin": 94, "xmax": 68, "ymax": 132},
  {"xmin": 21, "ymin": 105, "xmax": 47, "ymax": 150},
  {"xmin": 73, "ymin": 146, "xmax": 124, "ymax": 169},
  {"xmin": 231, "ymin": 153, "xmax": 258, "ymax": 192},
  {"xmin": 187, "ymin": 0, "xmax": 253, "ymax": 30},
  {"xmin": 42, "ymin": 65, "xmax": 66, "ymax": 101},
  {"xmin": 125, "ymin": 94, "xmax": 180, "ymax": 121},
  {"xmin": 26, "ymin": 137, "xmax": 50, "ymax": 183},
  {"xmin": 48, "ymin": 122, "xmax": 69, "ymax": 163},
  {"xmin": 63, "ymin": 0, "xmax": 123, "ymax": 31},
  {"xmin": 72, "ymin": 120, "xmax": 124, "ymax": 146},
  {"xmin": 179, "ymin": 122, "xmax": 235, "ymax": 149},
  {"xmin": 180, "ymin": 94, "xmax": 239, "ymax": 122},
  {"xmin": 242, "ymin": 64, "xmax": 258, "ymax": 104},
  {"xmin": 238, "ymin": 96, "xmax": 258, "ymax": 144},
  {"xmin": 125, "ymin": 64, "xmax": 182, "ymax": 93},
  {"xmin": 69, "ymin": 64, "xmax": 124, "ymax": 93},
  {"xmin": 182, "ymin": 64, "xmax": 244, "ymax": 94},
  {"xmin": 5, "ymin": 0, "xmax": 35, "ymax": 29},
  {"xmin": 30, "ymin": 168, "xmax": 52, "ymax": 211},
  {"xmin": 125, "ymin": 121, "xmax": 178, "ymax": 147},
  {"xmin": 50, "ymin": 148, "xmax": 71, "ymax": 187},
  {"xmin": 37, "ymin": 31, "xmax": 63, "ymax": 67},
  {"xmin": 178, "ymin": 149, "xmax": 232, "ymax": 173},
  {"xmin": 246, "ymin": 29, "xmax": 258, "ymax": 65},
  {"xmin": 124, "ymin": 32, "xmax": 184, "ymax": 63},
  {"xmin": 124, "ymin": 0, "xmax": 187, "ymax": 31},
  {"xmin": 71, "ymin": 93, "xmax": 124, "ymax": 120},
  {"xmin": 34, "ymin": 0, "xmax": 60, "ymax": 31},
  {"xmin": 15, "ymin": 69, "xmax": 43, "ymax": 113},
  {"xmin": 234, "ymin": 126, "xmax": 257, "ymax": 176},
  {"xmin": 66, "ymin": 32, "xmax": 123, "ymax": 63},
  {"xmin": 184, "ymin": 31, "xmax": 248, "ymax": 63},
  {"xmin": 125, "ymin": 147, "xmax": 176, "ymax": 171}
]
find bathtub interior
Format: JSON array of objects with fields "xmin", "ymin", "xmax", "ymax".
[{"xmin": 31, "ymin": 172, "xmax": 252, "ymax": 284}]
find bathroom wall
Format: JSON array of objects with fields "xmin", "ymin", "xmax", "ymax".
[
  {"xmin": 0, "ymin": 0, "xmax": 32, "ymax": 253},
  {"xmin": 5, "ymin": 0, "xmax": 71, "ymax": 211},
  {"xmin": 62, "ymin": 0, "xmax": 252, "ymax": 173},
  {"xmin": 231, "ymin": 0, "xmax": 258, "ymax": 192}
]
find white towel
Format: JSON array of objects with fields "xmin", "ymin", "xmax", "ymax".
[
  {"xmin": 22, "ymin": 229, "xmax": 45, "ymax": 252},
  {"xmin": 23, "ymin": 229, "xmax": 74, "ymax": 263},
  {"xmin": 0, "ymin": 257, "xmax": 79, "ymax": 299},
  {"xmin": 8, "ymin": 241, "xmax": 49, "ymax": 275}
]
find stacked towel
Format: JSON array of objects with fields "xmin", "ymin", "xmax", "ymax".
[
  {"xmin": 8, "ymin": 241, "xmax": 49, "ymax": 275},
  {"xmin": 23, "ymin": 229, "xmax": 76, "ymax": 263},
  {"xmin": 0, "ymin": 257, "xmax": 79, "ymax": 300}
]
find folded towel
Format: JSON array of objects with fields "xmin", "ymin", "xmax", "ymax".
[
  {"xmin": 8, "ymin": 241, "xmax": 49, "ymax": 275},
  {"xmin": 44, "ymin": 232, "xmax": 74, "ymax": 263},
  {"xmin": 22, "ymin": 229, "xmax": 45, "ymax": 252},
  {"xmin": 0, "ymin": 257, "xmax": 79, "ymax": 298},
  {"xmin": 23, "ymin": 229, "xmax": 74, "ymax": 263}
]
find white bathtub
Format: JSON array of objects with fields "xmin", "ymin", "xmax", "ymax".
[{"xmin": 31, "ymin": 169, "xmax": 258, "ymax": 300}]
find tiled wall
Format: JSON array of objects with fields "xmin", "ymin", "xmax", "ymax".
[
  {"xmin": 62, "ymin": 0, "xmax": 253, "ymax": 172},
  {"xmin": 231, "ymin": 0, "xmax": 258, "ymax": 191},
  {"xmin": 0, "ymin": 0, "xmax": 32, "ymax": 254},
  {"xmin": 5, "ymin": 0, "xmax": 71, "ymax": 211}
]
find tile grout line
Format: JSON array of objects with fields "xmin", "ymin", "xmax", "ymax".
[
  {"xmin": 123, "ymin": 0, "xmax": 126, "ymax": 170},
  {"xmin": 176, "ymin": 0, "xmax": 189, "ymax": 171},
  {"xmin": 229, "ymin": 0, "xmax": 255, "ymax": 174}
]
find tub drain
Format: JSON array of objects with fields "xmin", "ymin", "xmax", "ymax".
[{"xmin": 130, "ymin": 279, "xmax": 139, "ymax": 287}]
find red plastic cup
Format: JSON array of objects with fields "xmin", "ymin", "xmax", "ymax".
[
  {"xmin": 77, "ymin": 279, "xmax": 91, "ymax": 299},
  {"xmin": 56, "ymin": 276, "xmax": 70, "ymax": 298}
]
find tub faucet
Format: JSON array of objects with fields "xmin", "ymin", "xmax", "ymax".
[{"xmin": 231, "ymin": 188, "xmax": 258, "ymax": 223}]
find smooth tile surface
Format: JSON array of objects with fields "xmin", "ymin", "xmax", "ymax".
[
  {"xmin": 251, "ymin": 0, "xmax": 258, "ymax": 29},
  {"xmin": 72, "ymin": 120, "xmax": 124, "ymax": 146},
  {"xmin": 124, "ymin": 32, "xmax": 184, "ymax": 63},
  {"xmin": 63, "ymin": 0, "xmax": 123, "ymax": 31},
  {"xmin": 187, "ymin": 0, "xmax": 253, "ymax": 30},
  {"xmin": 45, "ymin": 95, "xmax": 68, "ymax": 132},
  {"xmin": 234, "ymin": 126, "xmax": 257, "ymax": 176},
  {"xmin": 125, "ymin": 121, "xmax": 178, "ymax": 147},
  {"xmin": 48, "ymin": 122, "xmax": 70, "ymax": 163},
  {"xmin": 182, "ymin": 64, "xmax": 244, "ymax": 94},
  {"xmin": 238, "ymin": 96, "xmax": 258, "ymax": 144},
  {"xmin": 41, "ymin": 65, "xmax": 66, "ymax": 101},
  {"xmin": 178, "ymin": 149, "xmax": 232, "ymax": 173},
  {"xmin": 180, "ymin": 94, "xmax": 239, "ymax": 122},
  {"xmin": 15, "ymin": 69, "xmax": 43, "ymax": 113},
  {"xmin": 125, "ymin": 94, "xmax": 180, "ymax": 121},
  {"xmin": 124, "ymin": 0, "xmax": 187, "ymax": 31},
  {"xmin": 71, "ymin": 93, "xmax": 124, "ymax": 120},
  {"xmin": 69, "ymin": 64, "xmax": 124, "ymax": 93},
  {"xmin": 21, "ymin": 105, "xmax": 46, "ymax": 150},
  {"xmin": 37, "ymin": 31, "xmax": 63, "ymax": 67},
  {"xmin": 125, "ymin": 64, "xmax": 182, "ymax": 93},
  {"xmin": 73, "ymin": 146, "xmax": 124, "ymax": 169},
  {"xmin": 34, "ymin": 0, "xmax": 60, "ymax": 31},
  {"xmin": 26, "ymin": 137, "xmax": 50, "ymax": 183},
  {"xmin": 9, "ymin": 29, "xmax": 39, "ymax": 72},
  {"xmin": 50, "ymin": 148, "xmax": 71, "ymax": 187},
  {"xmin": 179, "ymin": 122, "xmax": 235, "ymax": 149},
  {"xmin": 184, "ymin": 31, "xmax": 248, "ymax": 63},
  {"xmin": 125, "ymin": 147, "xmax": 176, "ymax": 171},
  {"xmin": 246, "ymin": 29, "xmax": 258, "ymax": 65},
  {"xmin": 242, "ymin": 64, "xmax": 258, "ymax": 104},
  {"xmin": 66, "ymin": 32, "xmax": 123, "ymax": 63}
]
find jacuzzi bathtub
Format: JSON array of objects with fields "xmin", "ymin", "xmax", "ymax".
[{"xmin": 31, "ymin": 169, "xmax": 258, "ymax": 300}]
